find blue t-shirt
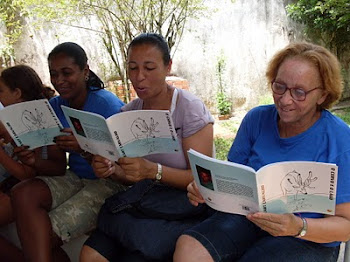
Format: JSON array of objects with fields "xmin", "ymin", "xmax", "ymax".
[
  {"xmin": 228, "ymin": 105, "xmax": 350, "ymax": 247},
  {"xmin": 50, "ymin": 88, "xmax": 124, "ymax": 179}
]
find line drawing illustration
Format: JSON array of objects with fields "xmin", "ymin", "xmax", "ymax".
[
  {"xmin": 280, "ymin": 170, "xmax": 318, "ymax": 211},
  {"xmin": 130, "ymin": 117, "xmax": 160, "ymax": 153},
  {"xmin": 280, "ymin": 170, "xmax": 318, "ymax": 198},
  {"xmin": 22, "ymin": 108, "xmax": 46, "ymax": 131},
  {"xmin": 21, "ymin": 108, "xmax": 51, "ymax": 145}
]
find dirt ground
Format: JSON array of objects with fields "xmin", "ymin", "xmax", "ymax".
[{"xmin": 213, "ymin": 110, "xmax": 246, "ymax": 138}]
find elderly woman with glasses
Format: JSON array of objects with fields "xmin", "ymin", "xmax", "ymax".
[{"xmin": 173, "ymin": 42, "xmax": 350, "ymax": 262}]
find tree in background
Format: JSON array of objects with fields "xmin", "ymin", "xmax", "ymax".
[
  {"xmin": 8, "ymin": 0, "xmax": 206, "ymax": 102},
  {"xmin": 0, "ymin": 0, "xmax": 27, "ymax": 69},
  {"xmin": 286, "ymin": 0, "xmax": 350, "ymax": 97}
]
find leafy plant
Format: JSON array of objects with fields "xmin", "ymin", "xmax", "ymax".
[
  {"xmin": 286, "ymin": 0, "xmax": 350, "ymax": 54},
  {"xmin": 217, "ymin": 92, "xmax": 232, "ymax": 115},
  {"xmin": 216, "ymin": 52, "xmax": 232, "ymax": 115}
]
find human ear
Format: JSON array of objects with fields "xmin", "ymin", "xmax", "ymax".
[
  {"xmin": 316, "ymin": 90, "xmax": 328, "ymax": 106},
  {"xmin": 84, "ymin": 64, "xmax": 90, "ymax": 80},
  {"xmin": 14, "ymin": 88, "xmax": 23, "ymax": 101},
  {"xmin": 166, "ymin": 59, "xmax": 172, "ymax": 74}
]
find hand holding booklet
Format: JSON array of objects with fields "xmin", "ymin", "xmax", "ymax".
[
  {"xmin": 61, "ymin": 106, "xmax": 180, "ymax": 161},
  {"xmin": 188, "ymin": 149, "xmax": 337, "ymax": 215}
]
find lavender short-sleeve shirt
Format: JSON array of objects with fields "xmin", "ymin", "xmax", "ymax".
[{"xmin": 122, "ymin": 88, "xmax": 214, "ymax": 170}]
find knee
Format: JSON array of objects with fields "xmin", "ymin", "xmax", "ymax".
[
  {"xmin": 11, "ymin": 179, "xmax": 51, "ymax": 208},
  {"xmin": 174, "ymin": 234, "xmax": 213, "ymax": 262},
  {"xmin": 80, "ymin": 245, "xmax": 108, "ymax": 262}
]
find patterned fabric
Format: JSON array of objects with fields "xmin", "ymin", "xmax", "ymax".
[{"xmin": 38, "ymin": 170, "xmax": 126, "ymax": 242}]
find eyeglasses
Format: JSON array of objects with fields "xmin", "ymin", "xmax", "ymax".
[{"xmin": 271, "ymin": 81, "xmax": 321, "ymax": 101}]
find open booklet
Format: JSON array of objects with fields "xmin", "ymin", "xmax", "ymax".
[
  {"xmin": 0, "ymin": 99, "xmax": 64, "ymax": 149},
  {"xmin": 61, "ymin": 106, "xmax": 180, "ymax": 161},
  {"xmin": 188, "ymin": 149, "xmax": 337, "ymax": 215}
]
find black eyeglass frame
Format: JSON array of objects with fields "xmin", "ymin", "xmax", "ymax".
[{"xmin": 271, "ymin": 81, "xmax": 321, "ymax": 101}]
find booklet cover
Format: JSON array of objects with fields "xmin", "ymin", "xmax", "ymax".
[
  {"xmin": 61, "ymin": 106, "xmax": 180, "ymax": 161},
  {"xmin": 0, "ymin": 99, "xmax": 63, "ymax": 149},
  {"xmin": 188, "ymin": 149, "xmax": 337, "ymax": 215}
]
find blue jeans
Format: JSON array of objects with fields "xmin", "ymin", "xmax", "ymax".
[
  {"xmin": 183, "ymin": 211, "xmax": 340, "ymax": 262},
  {"xmin": 85, "ymin": 180, "xmax": 210, "ymax": 261}
]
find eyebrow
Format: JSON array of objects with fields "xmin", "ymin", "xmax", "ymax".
[
  {"xmin": 275, "ymin": 80, "xmax": 306, "ymax": 90},
  {"xmin": 128, "ymin": 61, "xmax": 157, "ymax": 65},
  {"xmin": 49, "ymin": 67, "xmax": 74, "ymax": 72}
]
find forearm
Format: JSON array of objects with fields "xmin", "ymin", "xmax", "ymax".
[
  {"xmin": 111, "ymin": 160, "xmax": 192, "ymax": 189},
  {"xmin": 34, "ymin": 146, "xmax": 67, "ymax": 176},
  {"xmin": 147, "ymin": 162, "xmax": 193, "ymax": 190},
  {"xmin": 299, "ymin": 215, "xmax": 350, "ymax": 243},
  {"xmin": 0, "ymin": 149, "xmax": 36, "ymax": 180}
]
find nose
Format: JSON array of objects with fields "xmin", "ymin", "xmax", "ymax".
[
  {"xmin": 56, "ymin": 74, "xmax": 65, "ymax": 85},
  {"xmin": 278, "ymin": 89, "xmax": 294, "ymax": 104},
  {"xmin": 136, "ymin": 69, "xmax": 145, "ymax": 81}
]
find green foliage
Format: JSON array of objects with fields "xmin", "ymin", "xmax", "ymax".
[
  {"xmin": 0, "ymin": 0, "xmax": 28, "ymax": 67},
  {"xmin": 217, "ymin": 92, "xmax": 232, "ymax": 115},
  {"xmin": 216, "ymin": 52, "xmax": 232, "ymax": 115},
  {"xmin": 334, "ymin": 108, "xmax": 350, "ymax": 125},
  {"xmin": 219, "ymin": 119, "xmax": 238, "ymax": 134},
  {"xmin": 259, "ymin": 94, "xmax": 274, "ymax": 105},
  {"xmin": 286, "ymin": 0, "xmax": 350, "ymax": 56},
  {"xmin": 214, "ymin": 137, "xmax": 234, "ymax": 160}
]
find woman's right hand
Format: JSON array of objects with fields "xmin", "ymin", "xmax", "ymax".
[
  {"xmin": 187, "ymin": 181, "xmax": 205, "ymax": 206},
  {"xmin": 92, "ymin": 155, "xmax": 115, "ymax": 178},
  {"xmin": 54, "ymin": 128, "xmax": 82, "ymax": 153}
]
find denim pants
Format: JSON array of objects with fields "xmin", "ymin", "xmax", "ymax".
[
  {"xmin": 85, "ymin": 179, "xmax": 210, "ymax": 261},
  {"xmin": 183, "ymin": 211, "xmax": 340, "ymax": 262}
]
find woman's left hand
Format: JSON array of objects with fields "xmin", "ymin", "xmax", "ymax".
[
  {"xmin": 13, "ymin": 146, "xmax": 36, "ymax": 166},
  {"xmin": 118, "ymin": 157, "xmax": 155, "ymax": 183},
  {"xmin": 246, "ymin": 212, "xmax": 302, "ymax": 237},
  {"xmin": 54, "ymin": 128, "xmax": 82, "ymax": 153}
]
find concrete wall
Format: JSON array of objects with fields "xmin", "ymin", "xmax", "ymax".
[
  {"xmin": 172, "ymin": 0, "xmax": 302, "ymax": 113},
  {"xmin": 2, "ymin": 0, "xmax": 303, "ymax": 113}
]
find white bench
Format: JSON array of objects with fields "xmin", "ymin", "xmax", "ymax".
[{"xmin": 344, "ymin": 241, "xmax": 350, "ymax": 262}]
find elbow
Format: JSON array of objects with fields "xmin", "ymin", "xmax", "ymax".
[{"xmin": 342, "ymin": 233, "xmax": 350, "ymax": 242}]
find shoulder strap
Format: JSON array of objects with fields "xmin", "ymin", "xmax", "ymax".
[{"xmin": 170, "ymin": 88, "xmax": 178, "ymax": 115}]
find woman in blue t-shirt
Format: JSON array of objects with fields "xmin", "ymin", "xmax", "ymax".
[
  {"xmin": 174, "ymin": 42, "xmax": 350, "ymax": 262},
  {"xmin": 12, "ymin": 42, "xmax": 126, "ymax": 261}
]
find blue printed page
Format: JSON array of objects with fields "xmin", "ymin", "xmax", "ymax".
[
  {"xmin": 106, "ymin": 110, "xmax": 180, "ymax": 158},
  {"xmin": 188, "ymin": 149, "xmax": 260, "ymax": 215},
  {"xmin": 61, "ymin": 106, "xmax": 120, "ymax": 161},
  {"xmin": 0, "ymin": 99, "xmax": 63, "ymax": 149},
  {"xmin": 256, "ymin": 161, "xmax": 337, "ymax": 215}
]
